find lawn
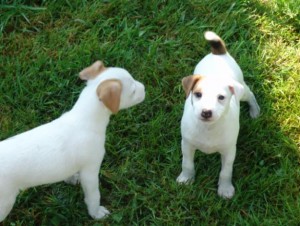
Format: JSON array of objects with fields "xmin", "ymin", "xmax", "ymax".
[{"xmin": 0, "ymin": 0, "xmax": 299, "ymax": 225}]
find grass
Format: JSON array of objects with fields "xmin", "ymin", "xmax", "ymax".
[{"xmin": 0, "ymin": 0, "xmax": 299, "ymax": 225}]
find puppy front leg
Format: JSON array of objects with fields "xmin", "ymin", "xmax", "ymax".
[
  {"xmin": 80, "ymin": 167, "xmax": 110, "ymax": 219},
  {"xmin": 177, "ymin": 139, "xmax": 196, "ymax": 184},
  {"xmin": 218, "ymin": 148, "xmax": 236, "ymax": 199},
  {"xmin": 0, "ymin": 188, "xmax": 18, "ymax": 222}
]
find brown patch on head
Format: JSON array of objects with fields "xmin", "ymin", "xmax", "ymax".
[
  {"xmin": 96, "ymin": 79, "xmax": 122, "ymax": 114},
  {"xmin": 182, "ymin": 75, "xmax": 203, "ymax": 98},
  {"xmin": 79, "ymin": 61, "xmax": 106, "ymax": 80},
  {"xmin": 192, "ymin": 85, "xmax": 202, "ymax": 94}
]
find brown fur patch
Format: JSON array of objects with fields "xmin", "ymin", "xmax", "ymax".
[
  {"xmin": 182, "ymin": 75, "xmax": 203, "ymax": 98},
  {"xmin": 79, "ymin": 61, "xmax": 106, "ymax": 80},
  {"xmin": 229, "ymin": 86, "xmax": 235, "ymax": 95},
  {"xmin": 96, "ymin": 79, "xmax": 122, "ymax": 114},
  {"xmin": 208, "ymin": 40, "xmax": 227, "ymax": 55},
  {"xmin": 192, "ymin": 86, "xmax": 202, "ymax": 94}
]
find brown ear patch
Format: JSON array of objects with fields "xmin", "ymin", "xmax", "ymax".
[
  {"xmin": 96, "ymin": 79, "xmax": 122, "ymax": 114},
  {"xmin": 229, "ymin": 86, "xmax": 235, "ymax": 95},
  {"xmin": 79, "ymin": 61, "xmax": 106, "ymax": 80},
  {"xmin": 182, "ymin": 75, "xmax": 203, "ymax": 98}
]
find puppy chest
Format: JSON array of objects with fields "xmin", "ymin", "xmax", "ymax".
[
  {"xmin": 182, "ymin": 125, "xmax": 235, "ymax": 154},
  {"xmin": 185, "ymin": 135, "xmax": 223, "ymax": 154}
]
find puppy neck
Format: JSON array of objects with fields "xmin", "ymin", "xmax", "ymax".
[{"xmin": 66, "ymin": 85, "xmax": 111, "ymax": 133}]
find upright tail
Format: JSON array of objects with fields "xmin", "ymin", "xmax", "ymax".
[{"xmin": 204, "ymin": 31, "xmax": 227, "ymax": 55}]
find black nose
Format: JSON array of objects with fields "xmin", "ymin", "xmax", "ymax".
[{"xmin": 201, "ymin": 109, "xmax": 212, "ymax": 119}]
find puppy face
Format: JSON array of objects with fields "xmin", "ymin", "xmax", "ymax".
[
  {"xmin": 99, "ymin": 68, "xmax": 145, "ymax": 112},
  {"xmin": 182, "ymin": 75, "xmax": 244, "ymax": 123},
  {"xmin": 80, "ymin": 61, "xmax": 145, "ymax": 114}
]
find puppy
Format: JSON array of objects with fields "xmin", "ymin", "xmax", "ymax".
[
  {"xmin": 177, "ymin": 31, "xmax": 260, "ymax": 198},
  {"xmin": 0, "ymin": 61, "xmax": 145, "ymax": 222}
]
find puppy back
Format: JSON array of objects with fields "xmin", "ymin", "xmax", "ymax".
[{"xmin": 204, "ymin": 31, "xmax": 227, "ymax": 55}]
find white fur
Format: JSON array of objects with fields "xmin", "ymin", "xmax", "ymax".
[
  {"xmin": 0, "ymin": 67, "xmax": 145, "ymax": 222},
  {"xmin": 177, "ymin": 33, "xmax": 260, "ymax": 199}
]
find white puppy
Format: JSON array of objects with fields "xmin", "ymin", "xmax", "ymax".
[
  {"xmin": 0, "ymin": 61, "xmax": 145, "ymax": 222},
  {"xmin": 177, "ymin": 31, "xmax": 260, "ymax": 198}
]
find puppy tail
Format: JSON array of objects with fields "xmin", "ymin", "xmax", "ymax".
[{"xmin": 204, "ymin": 31, "xmax": 227, "ymax": 55}]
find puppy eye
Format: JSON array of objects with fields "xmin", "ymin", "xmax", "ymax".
[
  {"xmin": 218, "ymin": 95, "xmax": 225, "ymax": 100},
  {"xmin": 194, "ymin": 92, "xmax": 202, "ymax": 98}
]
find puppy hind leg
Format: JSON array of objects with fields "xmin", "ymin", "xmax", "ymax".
[
  {"xmin": 240, "ymin": 84, "xmax": 260, "ymax": 118},
  {"xmin": 0, "ymin": 190, "xmax": 18, "ymax": 222},
  {"xmin": 176, "ymin": 139, "xmax": 196, "ymax": 184},
  {"xmin": 79, "ymin": 167, "xmax": 110, "ymax": 219}
]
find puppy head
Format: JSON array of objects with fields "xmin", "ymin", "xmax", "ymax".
[
  {"xmin": 182, "ymin": 75, "xmax": 244, "ymax": 123},
  {"xmin": 80, "ymin": 61, "xmax": 145, "ymax": 114}
]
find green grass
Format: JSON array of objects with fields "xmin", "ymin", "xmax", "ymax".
[{"xmin": 1, "ymin": 0, "xmax": 299, "ymax": 225}]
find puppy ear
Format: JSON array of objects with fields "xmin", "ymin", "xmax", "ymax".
[
  {"xmin": 182, "ymin": 75, "xmax": 202, "ymax": 98},
  {"xmin": 79, "ymin": 61, "xmax": 106, "ymax": 80},
  {"xmin": 96, "ymin": 79, "xmax": 122, "ymax": 114},
  {"xmin": 229, "ymin": 81, "xmax": 244, "ymax": 102}
]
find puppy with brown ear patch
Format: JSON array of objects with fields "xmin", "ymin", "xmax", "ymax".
[
  {"xmin": 0, "ymin": 61, "xmax": 145, "ymax": 222},
  {"xmin": 177, "ymin": 31, "xmax": 260, "ymax": 198}
]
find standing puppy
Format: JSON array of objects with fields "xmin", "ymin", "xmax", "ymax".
[
  {"xmin": 177, "ymin": 32, "xmax": 260, "ymax": 198},
  {"xmin": 0, "ymin": 61, "xmax": 145, "ymax": 222}
]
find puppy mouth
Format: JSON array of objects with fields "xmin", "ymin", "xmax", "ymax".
[
  {"xmin": 199, "ymin": 115, "xmax": 217, "ymax": 122},
  {"xmin": 200, "ymin": 118, "xmax": 213, "ymax": 122}
]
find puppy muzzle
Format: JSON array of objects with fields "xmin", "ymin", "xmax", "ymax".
[{"xmin": 201, "ymin": 109, "xmax": 212, "ymax": 119}]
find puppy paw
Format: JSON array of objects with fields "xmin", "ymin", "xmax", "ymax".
[
  {"xmin": 176, "ymin": 172, "xmax": 195, "ymax": 184},
  {"xmin": 218, "ymin": 184, "xmax": 235, "ymax": 199},
  {"xmin": 64, "ymin": 173, "xmax": 80, "ymax": 185},
  {"xmin": 90, "ymin": 206, "xmax": 110, "ymax": 219}
]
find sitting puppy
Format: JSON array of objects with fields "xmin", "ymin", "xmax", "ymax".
[
  {"xmin": 0, "ymin": 61, "xmax": 145, "ymax": 222},
  {"xmin": 177, "ymin": 31, "xmax": 260, "ymax": 198}
]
